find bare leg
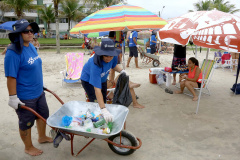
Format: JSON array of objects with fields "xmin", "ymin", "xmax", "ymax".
[
  {"xmin": 19, "ymin": 128, "xmax": 43, "ymax": 156},
  {"xmin": 135, "ymin": 57, "xmax": 141, "ymax": 69},
  {"xmin": 36, "ymin": 119, "xmax": 53, "ymax": 143},
  {"xmin": 126, "ymin": 57, "xmax": 132, "ymax": 67},
  {"xmin": 185, "ymin": 81, "xmax": 198, "ymax": 101},
  {"xmin": 114, "ymin": 74, "xmax": 140, "ymax": 89},
  {"xmin": 174, "ymin": 81, "xmax": 185, "ymax": 94},
  {"xmin": 172, "ymin": 73, "xmax": 176, "ymax": 85},
  {"xmin": 130, "ymin": 88, "xmax": 144, "ymax": 108}
]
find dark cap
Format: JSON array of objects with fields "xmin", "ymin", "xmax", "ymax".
[
  {"xmin": 93, "ymin": 38, "xmax": 121, "ymax": 56},
  {"xmin": 9, "ymin": 19, "xmax": 39, "ymax": 43}
]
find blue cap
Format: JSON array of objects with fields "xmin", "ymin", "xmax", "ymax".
[
  {"xmin": 9, "ymin": 19, "xmax": 39, "ymax": 43},
  {"xmin": 93, "ymin": 38, "xmax": 121, "ymax": 56}
]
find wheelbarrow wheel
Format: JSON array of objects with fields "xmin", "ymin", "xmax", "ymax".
[
  {"xmin": 153, "ymin": 59, "xmax": 160, "ymax": 67},
  {"xmin": 108, "ymin": 130, "xmax": 138, "ymax": 155}
]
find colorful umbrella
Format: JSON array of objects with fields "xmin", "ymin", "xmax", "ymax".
[
  {"xmin": 70, "ymin": 3, "xmax": 167, "ymax": 34},
  {"xmin": 159, "ymin": 9, "xmax": 240, "ymax": 52},
  {"xmin": 84, "ymin": 31, "xmax": 110, "ymax": 38},
  {"xmin": 0, "ymin": 21, "xmax": 16, "ymax": 31}
]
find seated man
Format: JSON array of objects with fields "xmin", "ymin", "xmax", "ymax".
[
  {"xmin": 174, "ymin": 57, "xmax": 202, "ymax": 101},
  {"xmin": 107, "ymin": 73, "xmax": 145, "ymax": 109}
]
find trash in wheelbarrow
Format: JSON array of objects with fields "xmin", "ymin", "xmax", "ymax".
[{"xmin": 47, "ymin": 101, "xmax": 129, "ymax": 139}]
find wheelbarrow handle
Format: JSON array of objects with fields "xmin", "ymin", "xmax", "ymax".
[
  {"xmin": 44, "ymin": 87, "xmax": 64, "ymax": 105},
  {"xmin": 18, "ymin": 104, "xmax": 46, "ymax": 123}
]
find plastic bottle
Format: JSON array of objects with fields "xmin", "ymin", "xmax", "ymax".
[
  {"xmin": 107, "ymin": 122, "xmax": 113, "ymax": 132},
  {"xmin": 84, "ymin": 118, "xmax": 93, "ymax": 128},
  {"xmin": 93, "ymin": 119, "xmax": 106, "ymax": 128}
]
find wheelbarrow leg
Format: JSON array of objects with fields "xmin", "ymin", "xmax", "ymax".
[{"xmin": 70, "ymin": 134, "xmax": 96, "ymax": 157}]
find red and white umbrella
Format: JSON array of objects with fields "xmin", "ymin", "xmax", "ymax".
[{"xmin": 159, "ymin": 9, "xmax": 240, "ymax": 53}]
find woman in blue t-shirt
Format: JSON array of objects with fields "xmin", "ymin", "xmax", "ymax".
[
  {"xmin": 81, "ymin": 38, "xmax": 125, "ymax": 123},
  {"xmin": 4, "ymin": 19, "xmax": 52, "ymax": 156}
]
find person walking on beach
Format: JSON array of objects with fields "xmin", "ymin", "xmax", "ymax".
[
  {"xmin": 150, "ymin": 30, "xmax": 157, "ymax": 54},
  {"xmin": 126, "ymin": 30, "xmax": 141, "ymax": 69},
  {"xmin": 4, "ymin": 19, "xmax": 52, "ymax": 156}
]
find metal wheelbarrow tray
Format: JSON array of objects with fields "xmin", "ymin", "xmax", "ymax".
[
  {"xmin": 20, "ymin": 88, "xmax": 142, "ymax": 157},
  {"xmin": 47, "ymin": 101, "xmax": 128, "ymax": 139}
]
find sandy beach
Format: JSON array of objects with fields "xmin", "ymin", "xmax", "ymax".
[{"xmin": 0, "ymin": 48, "xmax": 240, "ymax": 160}]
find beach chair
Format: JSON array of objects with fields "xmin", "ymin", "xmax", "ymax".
[
  {"xmin": 137, "ymin": 46, "xmax": 160, "ymax": 67},
  {"xmin": 60, "ymin": 52, "xmax": 84, "ymax": 87},
  {"xmin": 221, "ymin": 53, "xmax": 233, "ymax": 72},
  {"xmin": 213, "ymin": 51, "xmax": 222, "ymax": 68},
  {"xmin": 184, "ymin": 59, "xmax": 215, "ymax": 96}
]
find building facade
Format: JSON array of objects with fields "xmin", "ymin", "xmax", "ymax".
[{"xmin": 1, "ymin": 0, "xmax": 92, "ymax": 33}]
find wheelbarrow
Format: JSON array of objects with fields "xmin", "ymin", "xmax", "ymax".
[
  {"xmin": 137, "ymin": 46, "xmax": 160, "ymax": 67},
  {"xmin": 20, "ymin": 88, "xmax": 142, "ymax": 157}
]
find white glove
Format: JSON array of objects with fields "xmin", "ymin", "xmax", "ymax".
[
  {"xmin": 8, "ymin": 95, "xmax": 25, "ymax": 110},
  {"xmin": 136, "ymin": 45, "xmax": 140, "ymax": 48},
  {"xmin": 120, "ymin": 69, "xmax": 127, "ymax": 75},
  {"xmin": 101, "ymin": 108, "xmax": 113, "ymax": 123}
]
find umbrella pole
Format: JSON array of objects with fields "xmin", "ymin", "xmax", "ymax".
[
  {"xmin": 122, "ymin": 43, "xmax": 125, "ymax": 70},
  {"xmin": 195, "ymin": 45, "xmax": 198, "ymax": 58},
  {"xmin": 196, "ymin": 48, "xmax": 209, "ymax": 114}
]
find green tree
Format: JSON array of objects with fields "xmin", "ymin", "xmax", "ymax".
[
  {"xmin": 212, "ymin": 0, "xmax": 240, "ymax": 13},
  {"xmin": 3, "ymin": 0, "xmax": 37, "ymax": 19},
  {"xmin": 194, "ymin": 0, "xmax": 211, "ymax": 11},
  {"xmin": 193, "ymin": 0, "xmax": 239, "ymax": 13},
  {"xmin": 60, "ymin": 0, "xmax": 85, "ymax": 32},
  {"xmin": 0, "ymin": 1, "xmax": 11, "ymax": 22},
  {"xmin": 87, "ymin": 0, "xmax": 123, "ymax": 10},
  {"xmin": 38, "ymin": 4, "xmax": 55, "ymax": 33},
  {"xmin": 53, "ymin": 0, "xmax": 61, "ymax": 54}
]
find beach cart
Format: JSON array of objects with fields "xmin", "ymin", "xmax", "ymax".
[
  {"xmin": 137, "ymin": 46, "xmax": 160, "ymax": 67},
  {"xmin": 20, "ymin": 88, "xmax": 142, "ymax": 157}
]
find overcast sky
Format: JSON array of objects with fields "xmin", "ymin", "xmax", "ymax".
[{"xmin": 127, "ymin": 0, "xmax": 240, "ymax": 19}]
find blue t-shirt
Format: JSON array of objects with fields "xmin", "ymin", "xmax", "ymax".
[
  {"xmin": 150, "ymin": 34, "xmax": 157, "ymax": 45},
  {"xmin": 4, "ymin": 43, "xmax": 43, "ymax": 100},
  {"xmin": 128, "ymin": 31, "xmax": 138, "ymax": 47},
  {"xmin": 80, "ymin": 56, "xmax": 118, "ymax": 89}
]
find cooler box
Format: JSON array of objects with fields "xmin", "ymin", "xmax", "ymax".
[
  {"xmin": 147, "ymin": 47, "xmax": 151, "ymax": 53},
  {"xmin": 149, "ymin": 68, "xmax": 163, "ymax": 84}
]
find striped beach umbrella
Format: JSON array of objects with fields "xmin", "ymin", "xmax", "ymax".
[{"xmin": 70, "ymin": 3, "xmax": 167, "ymax": 34}]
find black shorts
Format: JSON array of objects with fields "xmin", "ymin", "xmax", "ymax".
[
  {"xmin": 197, "ymin": 82, "xmax": 202, "ymax": 88},
  {"xmin": 16, "ymin": 92, "xmax": 49, "ymax": 131},
  {"xmin": 81, "ymin": 80, "xmax": 107, "ymax": 103},
  {"xmin": 129, "ymin": 46, "xmax": 138, "ymax": 57},
  {"xmin": 150, "ymin": 44, "xmax": 156, "ymax": 54}
]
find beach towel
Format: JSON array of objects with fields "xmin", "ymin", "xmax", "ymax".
[{"xmin": 65, "ymin": 52, "xmax": 84, "ymax": 80}]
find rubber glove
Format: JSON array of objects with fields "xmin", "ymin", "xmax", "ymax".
[
  {"xmin": 101, "ymin": 108, "xmax": 113, "ymax": 123},
  {"xmin": 8, "ymin": 95, "xmax": 25, "ymax": 110}
]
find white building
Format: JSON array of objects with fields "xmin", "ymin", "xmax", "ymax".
[{"xmin": 1, "ymin": 0, "xmax": 92, "ymax": 32}]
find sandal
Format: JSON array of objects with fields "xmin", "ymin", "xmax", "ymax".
[{"xmin": 165, "ymin": 88, "xmax": 173, "ymax": 94}]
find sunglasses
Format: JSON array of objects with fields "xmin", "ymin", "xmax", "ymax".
[{"xmin": 22, "ymin": 29, "xmax": 34, "ymax": 34}]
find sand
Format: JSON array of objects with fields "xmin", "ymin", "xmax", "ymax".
[{"xmin": 0, "ymin": 48, "xmax": 240, "ymax": 160}]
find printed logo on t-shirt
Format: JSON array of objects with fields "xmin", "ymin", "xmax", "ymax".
[
  {"xmin": 101, "ymin": 68, "xmax": 111, "ymax": 78},
  {"xmin": 28, "ymin": 56, "xmax": 40, "ymax": 65}
]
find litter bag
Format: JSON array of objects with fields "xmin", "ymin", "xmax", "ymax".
[
  {"xmin": 113, "ymin": 73, "xmax": 132, "ymax": 107},
  {"xmin": 231, "ymin": 83, "xmax": 240, "ymax": 95}
]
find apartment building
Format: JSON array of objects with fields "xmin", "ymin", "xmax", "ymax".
[{"xmin": 1, "ymin": 0, "xmax": 92, "ymax": 32}]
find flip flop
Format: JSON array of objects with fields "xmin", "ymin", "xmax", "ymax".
[{"xmin": 165, "ymin": 88, "xmax": 173, "ymax": 94}]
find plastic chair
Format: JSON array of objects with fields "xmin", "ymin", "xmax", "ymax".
[
  {"xmin": 221, "ymin": 53, "xmax": 233, "ymax": 72},
  {"xmin": 60, "ymin": 52, "xmax": 84, "ymax": 87}
]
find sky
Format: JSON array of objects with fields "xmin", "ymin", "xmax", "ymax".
[{"xmin": 127, "ymin": 0, "xmax": 240, "ymax": 19}]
